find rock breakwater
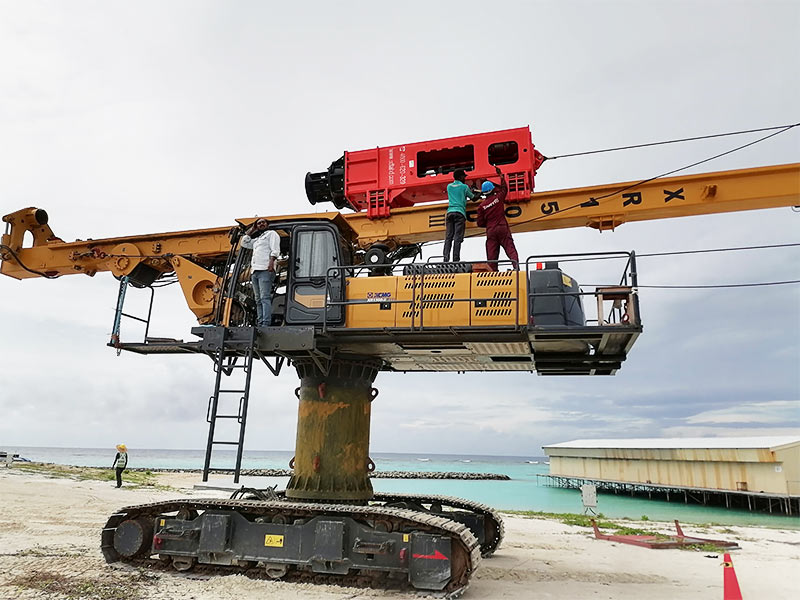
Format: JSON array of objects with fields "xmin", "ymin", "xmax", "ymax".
[{"xmin": 128, "ymin": 467, "xmax": 510, "ymax": 480}]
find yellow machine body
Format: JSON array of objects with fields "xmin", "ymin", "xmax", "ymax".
[{"xmin": 344, "ymin": 271, "xmax": 528, "ymax": 329}]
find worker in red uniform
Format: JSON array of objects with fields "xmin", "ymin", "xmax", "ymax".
[{"xmin": 476, "ymin": 166, "xmax": 519, "ymax": 271}]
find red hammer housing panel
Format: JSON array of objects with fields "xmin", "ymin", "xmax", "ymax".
[{"xmin": 305, "ymin": 126, "xmax": 545, "ymax": 219}]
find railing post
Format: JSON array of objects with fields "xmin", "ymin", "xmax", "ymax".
[
  {"xmin": 419, "ymin": 266, "xmax": 425, "ymax": 330},
  {"xmin": 515, "ymin": 266, "xmax": 521, "ymax": 327},
  {"xmin": 323, "ymin": 268, "xmax": 330, "ymax": 333},
  {"xmin": 110, "ymin": 275, "xmax": 129, "ymax": 348},
  {"xmin": 143, "ymin": 287, "xmax": 155, "ymax": 342},
  {"xmin": 629, "ymin": 251, "xmax": 641, "ymax": 324}
]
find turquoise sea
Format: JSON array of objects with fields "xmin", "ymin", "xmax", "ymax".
[{"xmin": 10, "ymin": 446, "xmax": 799, "ymax": 529}]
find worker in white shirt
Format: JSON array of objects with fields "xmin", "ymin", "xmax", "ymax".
[{"xmin": 241, "ymin": 218, "xmax": 281, "ymax": 327}]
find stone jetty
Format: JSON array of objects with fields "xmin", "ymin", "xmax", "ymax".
[{"xmin": 129, "ymin": 467, "xmax": 510, "ymax": 480}]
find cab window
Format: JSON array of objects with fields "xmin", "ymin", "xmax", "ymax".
[{"xmin": 294, "ymin": 229, "xmax": 338, "ymax": 278}]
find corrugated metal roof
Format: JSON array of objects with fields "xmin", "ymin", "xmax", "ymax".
[{"xmin": 543, "ymin": 436, "xmax": 800, "ymax": 450}]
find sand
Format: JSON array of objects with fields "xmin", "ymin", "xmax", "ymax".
[{"xmin": 0, "ymin": 467, "xmax": 797, "ymax": 600}]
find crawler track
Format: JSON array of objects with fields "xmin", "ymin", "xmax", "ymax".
[
  {"xmin": 268, "ymin": 489, "xmax": 505, "ymax": 557},
  {"xmin": 101, "ymin": 498, "xmax": 481, "ymax": 598},
  {"xmin": 370, "ymin": 492, "xmax": 505, "ymax": 557}
]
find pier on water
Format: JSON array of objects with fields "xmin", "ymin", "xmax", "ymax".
[
  {"xmin": 537, "ymin": 474, "xmax": 799, "ymax": 516},
  {"xmin": 541, "ymin": 436, "xmax": 800, "ymax": 517}
]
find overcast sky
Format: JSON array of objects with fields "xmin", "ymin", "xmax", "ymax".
[{"xmin": 1, "ymin": 1, "xmax": 798, "ymax": 457}]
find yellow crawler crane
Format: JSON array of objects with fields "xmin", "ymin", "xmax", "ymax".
[{"xmin": 2, "ymin": 158, "xmax": 799, "ymax": 596}]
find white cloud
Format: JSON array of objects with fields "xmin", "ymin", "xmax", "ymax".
[
  {"xmin": 661, "ymin": 426, "xmax": 800, "ymax": 439},
  {"xmin": 685, "ymin": 400, "xmax": 800, "ymax": 425},
  {"xmin": 0, "ymin": 1, "xmax": 798, "ymax": 455}
]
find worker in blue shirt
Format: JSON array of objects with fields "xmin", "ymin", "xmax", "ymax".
[{"xmin": 443, "ymin": 168, "xmax": 475, "ymax": 262}]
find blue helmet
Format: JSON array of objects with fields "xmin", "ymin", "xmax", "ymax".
[{"xmin": 481, "ymin": 181, "xmax": 495, "ymax": 194}]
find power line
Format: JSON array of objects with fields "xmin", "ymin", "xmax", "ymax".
[
  {"xmin": 638, "ymin": 242, "xmax": 800, "ymax": 258},
  {"xmin": 509, "ymin": 122, "xmax": 800, "ymax": 231},
  {"xmin": 588, "ymin": 123, "xmax": 800, "ymax": 204},
  {"xmin": 549, "ymin": 242, "xmax": 800, "ymax": 264},
  {"xmin": 544, "ymin": 123, "xmax": 800, "ymax": 160},
  {"xmin": 422, "ymin": 240, "xmax": 800, "ymax": 278},
  {"xmin": 562, "ymin": 244, "xmax": 800, "ymax": 287},
  {"xmin": 638, "ymin": 280, "xmax": 800, "ymax": 289}
]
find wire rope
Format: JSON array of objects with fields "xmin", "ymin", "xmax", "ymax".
[{"xmin": 543, "ymin": 123, "xmax": 800, "ymax": 160}]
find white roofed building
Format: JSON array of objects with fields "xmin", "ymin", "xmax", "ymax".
[{"xmin": 541, "ymin": 437, "xmax": 800, "ymax": 513}]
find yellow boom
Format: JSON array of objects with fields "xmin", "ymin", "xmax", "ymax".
[
  {"xmin": 348, "ymin": 162, "xmax": 800, "ymax": 247},
  {"xmin": 2, "ymin": 162, "xmax": 798, "ymax": 321}
]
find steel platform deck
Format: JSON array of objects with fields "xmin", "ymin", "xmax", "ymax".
[{"xmin": 112, "ymin": 322, "xmax": 641, "ymax": 375}]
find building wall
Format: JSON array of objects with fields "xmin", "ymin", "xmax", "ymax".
[
  {"xmin": 547, "ymin": 447, "xmax": 774, "ymax": 463},
  {"xmin": 775, "ymin": 445, "xmax": 800, "ymax": 495},
  {"xmin": 546, "ymin": 443, "xmax": 800, "ymax": 495}
]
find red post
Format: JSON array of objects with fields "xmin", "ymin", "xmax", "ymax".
[{"xmin": 722, "ymin": 553, "xmax": 743, "ymax": 600}]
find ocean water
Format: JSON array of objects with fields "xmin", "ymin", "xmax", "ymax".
[{"xmin": 8, "ymin": 446, "xmax": 799, "ymax": 529}]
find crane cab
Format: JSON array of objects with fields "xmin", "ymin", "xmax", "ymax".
[
  {"xmin": 96, "ymin": 214, "xmax": 640, "ymax": 377},
  {"xmin": 221, "ymin": 218, "xmax": 641, "ymax": 376}
]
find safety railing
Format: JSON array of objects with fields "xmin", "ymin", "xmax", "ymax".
[
  {"xmin": 523, "ymin": 251, "xmax": 639, "ymax": 328},
  {"xmin": 321, "ymin": 259, "xmax": 521, "ymax": 333},
  {"xmin": 109, "ymin": 275, "xmax": 156, "ymax": 353},
  {"xmin": 320, "ymin": 250, "xmax": 640, "ymax": 333}
]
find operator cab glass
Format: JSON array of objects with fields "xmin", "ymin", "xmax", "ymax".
[
  {"xmin": 294, "ymin": 230, "xmax": 337, "ymax": 278},
  {"xmin": 286, "ymin": 225, "xmax": 344, "ymax": 325}
]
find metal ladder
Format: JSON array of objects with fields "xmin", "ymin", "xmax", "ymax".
[
  {"xmin": 202, "ymin": 327, "xmax": 257, "ymax": 483},
  {"xmin": 109, "ymin": 275, "xmax": 155, "ymax": 353}
]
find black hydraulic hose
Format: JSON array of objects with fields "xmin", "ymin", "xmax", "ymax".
[{"xmin": 0, "ymin": 244, "xmax": 60, "ymax": 278}]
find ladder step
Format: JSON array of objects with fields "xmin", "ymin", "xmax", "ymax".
[
  {"xmin": 206, "ymin": 467, "xmax": 239, "ymax": 472},
  {"xmin": 213, "ymin": 415, "xmax": 241, "ymax": 419},
  {"xmin": 217, "ymin": 389, "xmax": 246, "ymax": 394},
  {"xmin": 212, "ymin": 441, "xmax": 240, "ymax": 445}
]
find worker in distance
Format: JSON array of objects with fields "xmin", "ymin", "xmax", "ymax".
[
  {"xmin": 112, "ymin": 444, "xmax": 128, "ymax": 488},
  {"xmin": 241, "ymin": 218, "xmax": 281, "ymax": 327},
  {"xmin": 477, "ymin": 166, "xmax": 520, "ymax": 270}
]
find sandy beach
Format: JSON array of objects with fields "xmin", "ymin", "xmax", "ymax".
[{"xmin": 1, "ymin": 466, "xmax": 797, "ymax": 600}]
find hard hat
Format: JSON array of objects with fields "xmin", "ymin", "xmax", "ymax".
[{"xmin": 481, "ymin": 181, "xmax": 495, "ymax": 194}]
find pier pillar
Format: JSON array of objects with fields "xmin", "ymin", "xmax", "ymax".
[{"xmin": 286, "ymin": 356, "xmax": 381, "ymax": 502}]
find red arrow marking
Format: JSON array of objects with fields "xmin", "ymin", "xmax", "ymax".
[{"xmin": 412, "ymin": 550, "xmax": 449, "ymax": 560}]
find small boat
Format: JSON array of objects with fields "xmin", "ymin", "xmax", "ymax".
[
  {"xmin": 416, "ymin": 458, "xmax": 430, "ymax": 462},
  {"xmin": 0, "ymin": 451, "xmax": 30, "ymax": 462},
  {"xmin": 526, "ymin": 460, "xmax": 539, "ymax": 464},
  {"xmin": 460, "ymin": 459, "xmax": 472, "ymax": 463}
]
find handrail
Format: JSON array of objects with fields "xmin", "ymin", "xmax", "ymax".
[
  {"xmin": 323, "ymin": 258, "xmax": 521, "ymax": 333},
  {"xmin": 322, "ymin": 250, "xmax": 640, "ymax": 333},
  {"xmin": 523, "ymin": 251, "xmax": 637, "ymax": 327},
  {"xmin": 109, "ymin": 276, "xmax": 156, "ymax": 353}
]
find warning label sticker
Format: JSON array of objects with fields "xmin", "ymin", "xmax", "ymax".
[{"xmin": 264, "ymin": 534, "xmax": 284, "ymax": 547}]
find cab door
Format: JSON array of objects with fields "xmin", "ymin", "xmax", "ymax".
[{"xmin": 285, "ymin": 225, "xmax": 344, "ymax": 325}]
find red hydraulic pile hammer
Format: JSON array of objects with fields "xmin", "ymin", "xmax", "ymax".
[{"xmin": 305, "ymin": 126, "xmax": 546, "ymax": 218}]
